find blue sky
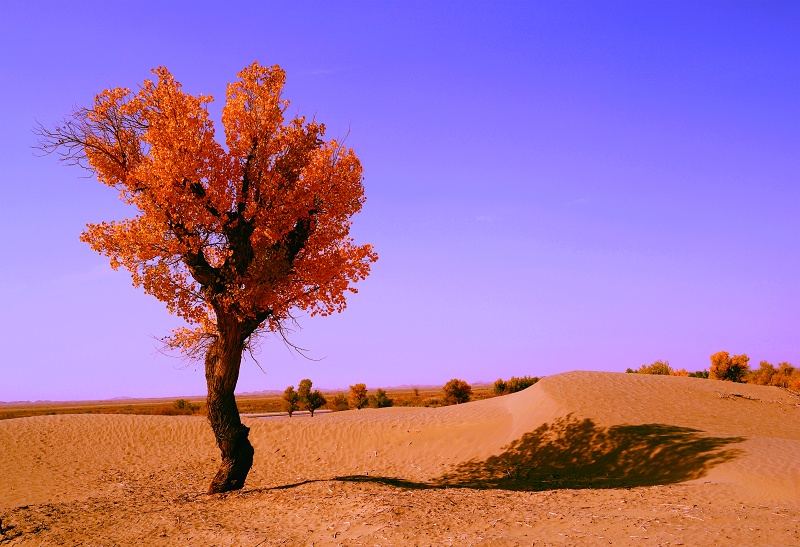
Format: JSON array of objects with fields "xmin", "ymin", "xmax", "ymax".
[{"xmin": 1, "ymin": 1, "xmax": 798, "ymax": 401}]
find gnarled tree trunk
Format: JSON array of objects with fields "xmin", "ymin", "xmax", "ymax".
[{"xmin": 205, "ymin": 317, "xmax": 254, "ymax": 494}]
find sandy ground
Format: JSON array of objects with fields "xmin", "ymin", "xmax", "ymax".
[{"xmin": 1, "ymin": 371, "xmax": 798, "ymax": 545}]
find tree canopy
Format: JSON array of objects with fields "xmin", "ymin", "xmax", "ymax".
[{"xmin": 37, "ymin": 62, "xmax": 377, "ymax": 355}]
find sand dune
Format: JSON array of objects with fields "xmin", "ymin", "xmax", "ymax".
[{"xmin": 1, "ymin": 371, "xmax": 798, "ymax": 545}]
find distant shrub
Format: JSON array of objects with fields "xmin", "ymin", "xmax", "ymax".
[
  {"xmin": 709, "ymin": 351, "xmax": 750, "ymax": 383},
  {"xmin": 689, "ymin": 370, "xmax": 709, "ymax": 379},
  {"xmin": 349, "ymin": 383, "xmax": 369, "ymax": 410},
  {"xmin": 151, "ymin": 401, "xmax": 195, "ymax": 416},
  {"xmin": 282, "ymin": 386, "xmax": 300, "ymax": 417},
  {"xmin": 627, "ymin": 360, "xmax": 672, "ymax": 375},
  {"xmin": 329, "ymin": 394, "xmax": 350, "ymax": 411},
  {"xmin": 443, "ymin": 379, "xmax": 472, "ymax": 405},
  {"xmin": 369, "ymin": 388, "xmax": 393, "ymax": 408},
  {"xmin": 173, "ymin": 399, "xmax": 199, "ymax": 412}
]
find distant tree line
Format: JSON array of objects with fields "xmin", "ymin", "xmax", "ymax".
[
  {"xmin": 277, "ymin": 373, "xmax": 547, "ymax": 416},
  {"xmin": 493, "ymin": 375, "xmax": 539, "ymax": 395},
  {"xmin": 627, "ymin": 352, "xmax": 799, "ymax": 390}
]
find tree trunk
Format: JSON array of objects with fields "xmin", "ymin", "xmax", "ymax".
[{"xmin": 205, "ymin": 317, "xmax": 254, "ymax": 494}]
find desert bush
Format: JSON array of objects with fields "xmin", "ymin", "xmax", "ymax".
[
  {"xmin": 443, "ymin": 379, "xmax": 472, "ymax": 405},
  {"xmin": 282, "ymin": 386, "xmax": 300, "ymax": 416},
  {"xmin": 369, "ymin": 388, "xmax": 393, "ymax": 408},
  {"xmin": 348, "ymin": 383, "xmax": 369, "ymax": 410},
  {"xmin": 152, "ymin": 403, "xmax": 192, "ymax": 416},
  {"xmin": 173, "ymin": 399, "xmax": 200, "ymax": 412},
  {"xmin": 493, "ymin": 376, "xmax": 539, "ymax": 395},
  {"xmin": 506, "ymin": 376, "xmax": 539, "ymax": 393},
  {"xmin": 298, "ymin": 379, "xmax": 326, "ymax": 416},
  {"xmin": 709, "ymin": 351, "xmax": 749, "ymax": 382},
  {"xmin": 329, "ymin": 394, "xmax": 349, "ymax": 411},
  {"xmin": 689, "ymin": 370, "xmax": 709, "ymax": 378},
  {"xmin": 626, "ymin": 361, "xmax": 693, "ymax": 377}
]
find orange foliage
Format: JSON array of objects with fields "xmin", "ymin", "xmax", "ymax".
[
  {"xmin": 748, "ymin": 361, "xmax": 800, "ymax": 391},
  {"xmin": 709, "ymin": 351, "xmax": 749, "ymax": 383},
  {"xmin": 41, "ymin": 63, "xmax": 377, "ymax": 353}
]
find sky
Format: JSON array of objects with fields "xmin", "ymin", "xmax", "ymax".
[{"xmin": 1, "ymin": 1, "xmax": 798, "ymax": 401}]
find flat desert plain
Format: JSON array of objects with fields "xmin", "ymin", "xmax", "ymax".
[{"xmin": 1, "ymin": 371, "xmax": 798, "ymax": 546}]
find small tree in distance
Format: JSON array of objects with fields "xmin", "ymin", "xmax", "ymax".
[
  {"xmin": 298, "ymin": 379, "xmax": 326, "ymax": 417},
  {"xmin": 710, "ymin": 351, "xmax": 750, "ymax": 382},
  {"xmin": 443, "ymin": 379, "xmax": 472, "ymax": 405},
  {"xmin": 349, "ymin": 383, "xmax": 369, "ymax": 409},
  {"xmin": 369, "ymin": 388, "xmax": 393, "ymax": 408},
  {"xmin": 282, "ymin": 386, "xmax": 299, "ymax": 417},
  {"xmin": 330, "ymin": 394, "xmax": 350, "ymax": 411}
]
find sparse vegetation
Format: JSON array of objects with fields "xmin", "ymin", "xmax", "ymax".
[
  {"xmin": 443, "ymin": 379, "xmax": 472, "ymax": 405},
  {"xmin": 626, "ymin": 361, "xmax": 691, "ymax": 377},
  {"xmin": 746, "ymin": 361, "xmax": 800, "ymax": 390},
  {"xmin": 0, "ymin": 385, "xmax": 498, "ymax": 421}
]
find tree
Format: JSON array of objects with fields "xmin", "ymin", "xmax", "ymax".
[
  {"xmin": 348, "ymin": 383, "xmax": 369, "ymax": 409},
  {"xmin": 369, "ymin": 388, "xmax": 393, "ymax": 408},
  {"xmin": 298, "ymin": 378, "xmax": 326, "ymax": 416},
  {"xmin": 709, "ymin": 351, "xmax": 750, "ymax": 382},
  {"xmin": 493, "ymin": 378, "xmax": 507, "ymax": 395},
  {"xmin": 330, "ymin": 394, "xmax": 349, "ymax": 411},
  {"xmin": 35, "ymin": 63, "xmax": 377, "ymax": 493},
  {"xmin": 748, "ymin": 361, "xmax": 776, "ymax": 386},
  {"xmin": 282, "ymin": 386, "xmax": 299, "ymax": 417},
  {"xmin": 443, "ymin": 379, "xmax": 472, "ymax": 405}
]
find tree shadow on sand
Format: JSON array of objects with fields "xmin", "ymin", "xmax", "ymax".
[{"xmin": 335, "ymin": 414, "xmax": 745, "ymax": 491}]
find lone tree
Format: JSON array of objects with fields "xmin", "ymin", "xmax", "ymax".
[
  {"xmin": 282, "ymin": 386, "xmax": 299, "ymax": 417},
  {"xmin": 297, "ymin": 378, "xmax": 326, "ymax": 417},
  {"xmin": 36, "ymin": 63, "xmax": 377, "ymax": 493},
  {"xmin": 348, "ymin": 383, "xmax": 369, "ymax": 409},
  {"xmin": 443, "ymin": 379, "xmax": 472, "ymax": 405}
]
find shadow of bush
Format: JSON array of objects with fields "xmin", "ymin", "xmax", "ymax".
[{"xmin": 335, "ymin": 414, "xmax": 744, "ymax": 491}]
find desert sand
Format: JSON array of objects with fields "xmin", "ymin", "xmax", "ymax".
[{"xmin": 1, "ymin": 371, "xmax": 798, "ymax": 545}]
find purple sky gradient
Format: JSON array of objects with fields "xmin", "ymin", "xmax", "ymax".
[{"xmin": 1, "ymin": 1, "xmax": 798, "ymax": 401}]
